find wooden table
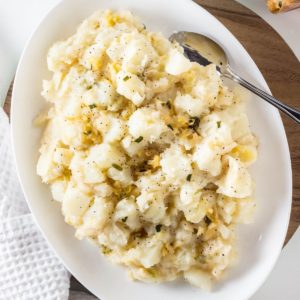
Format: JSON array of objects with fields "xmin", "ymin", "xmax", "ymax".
[{"xmin": 3, "ymin": 0, "xmax": 300, "ymax": 296}]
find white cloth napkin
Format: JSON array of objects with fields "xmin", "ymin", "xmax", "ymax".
[{"xmin": 0, "ymin": 108, "xmax": 96, "ymax": 300}]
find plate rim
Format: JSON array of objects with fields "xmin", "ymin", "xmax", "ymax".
[{"xmin": 10, "ymin": 0, "xmax": 293, "ymax": 299}]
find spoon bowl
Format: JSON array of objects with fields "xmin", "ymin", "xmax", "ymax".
[
  {"xmin": 170, "ymin": 31, "xmax": 300, "ymax": 124},
  {"xmin": 170, "ymin": 32, "xmax": 228, "ymax": 73}
]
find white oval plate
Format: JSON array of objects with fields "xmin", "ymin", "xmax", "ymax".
[{"xmin": 11, "ymin": 0, "xmax": 292, "ymax": 299}]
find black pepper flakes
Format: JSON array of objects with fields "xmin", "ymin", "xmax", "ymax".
[
  {"xmin": 112, "ymin": 163, "xmax": 123, "ymax": 171},
  {"xmin": 89, "ymin": 104, "xmax": 97, "ymax": 109},
  {"xmin": 155, "ymin": 224, "xmax": 162, "ymax": 232},
  {"xmin": 167, "ymin": 124, "xmax": 174, "ymax": 130},
  {"xmin": 134, "ymin": 136, "xmax": 144, "ymax": 143},
  {"xmin": 186, "ymin": 174, "xmax": 192, "ymax": 181}
]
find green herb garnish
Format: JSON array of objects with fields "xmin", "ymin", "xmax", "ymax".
[
  {"xmin": 122, "ymin": 216, "xmax": 128, "ymax": 222},
  {"xmin": 167, "ymin": 124, "xmax": 174, "ymax": 130},
  {"xmin": 89, "ymin": 104, "xmax": 97, "ymax": 109},
  {"xmin": 112, "ymin": 163, "xmax": 123, "ymax": 171},
  {"xmin": 134, "ymin": 136, "xmax": 144, "ymax": 143},
  {"xmin": 204, "ymin": 216, "xmax": 212, "ymax": 225},
  {"xmin": 188, "ymin": 117, "xmax": 200, "ymax": 135},
  {"xmin": 186, "ymin": 174, "xmax": 192, "ymax": 181},
  {"xmin": 217, "ymin": 121, "xmax": 221, "ymax": 128},
  {"xmin": 155, "ymin": 224, "xmax": 162, "ymax": 232},
  {"xmin": 101, "ymin": 245, "xmax": 112, "ymax": 255},
  {"xmin": 123, "ymin": 75, "xmax": 130, "ymax": 81},
  {"xmin": 87, "ymin": 85, "xmax": 93, "ymax": 90}
]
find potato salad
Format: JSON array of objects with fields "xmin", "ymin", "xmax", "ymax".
[{"xmin": 37, "ymin": 10, "xmax": 258, "ymax": 290}]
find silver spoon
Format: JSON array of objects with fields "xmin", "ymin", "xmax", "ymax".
[{"xmin": 170, "ymin": 32, "xmax": 300, "ymax": 124}]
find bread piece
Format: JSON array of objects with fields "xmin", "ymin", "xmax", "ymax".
[{"xmin": 267, "ymin": 0, "xmax": 300, "ymax": 13}]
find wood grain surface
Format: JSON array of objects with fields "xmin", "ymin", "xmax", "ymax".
[{"xmin": 3, "ymin": 0, "xmax": 299, "ymax": 296}]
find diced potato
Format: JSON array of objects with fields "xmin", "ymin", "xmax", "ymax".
[
  {"xmin": 184, "ymin": 268, "xmax": 213, "ymax": 291},
  {"xmin": 136, "ymin": 190, "xmax": 167, "ymax": 223},
  {"xmin": 50, "ymin": 180, "xmax": 68, "ymax": 202},
  {"xmin": 193, "ymin": 122, "xmax": 236, "ymax": 176},
  {"xmin": 122, "ymin": 36, "xmax": 156, "ymax": 74},
  {"xmin": 37, "ymin": 148, "xmax": 55, "ymax": 181},
  {"xmin": 116, "ymin": 71, "xmax": 146, "ymax": 106},
  {"xmin": 107, "ymin": 224, "xmax": 130, "ymax": 246},
  {"xmin": 177, "ymin": 185, "xmax": 215, "ymax": 223},
  {"xmin": 86, "ymin": 143, "xmax": 126, "ymax": 170},
  {"xmin": 83, "ymin": 79, "xmax": 116, "ymax": 108},
  {"xmin": 193, "ymin": 141, "xmax": 222, "ymax": 177},
  {"xmin": 113, "ymin": 198, "xmax": 141, "ymax": 230},
  {"xmin": 165, "ymin": 48, "xmax": 192, "ymax": 75},
  {"xmin": 76, "ymin": 196, "xmax": 114, "ymax": 239},
  {"xmin": 107, "ymin": 166, "xmax": 133, "ymax": 185},
  {"xmin": 60, "ymin": 120, "xmax": 84, "ymax": 148},
  {"xmin": 52, "ymin": 148, "xmax": 73, "ymax": 166},
  {"xmin": 174, "ymin": 93, "xmax": 206, "ymax": 117},
  {"xmin": 106, "ymin": 38, "xmax": 125, "ymax": 61},
  {"xmin": 160, "ymin": 145, "xmax": 192, "ymax": 182},
  {"xmin": 125, "ymin": 236, "xmax": 164, "ymax": 268},
  {"xmin": 80, "ymin": 43, "xmax": 105, "ymax": 70},
  {"xmin": 62, "ymin": 184, "xmax": 92, "ymax": 226},
  {"xmin": 216, "ymin": 156, "xmax": 253, "ymax": 198},
  {"xmin": 83, "ymin": 160, "xmax": 106, "ymax": 184},
  {"xmin": 94, "ymin": 182, "xmax": 113, "ymax": 197},
  {"xmin": 121, "ymin": 135, "xmax": 147, "ymax": 156},
  {"xmin": 128, "ymin": 108, "xmax": 168, "ymax": 142},
  {"xmin": 104, "ymin": 117, "xmax": 126, "ymax": 143}
]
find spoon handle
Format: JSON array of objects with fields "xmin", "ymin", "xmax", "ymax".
[{"xmin": 223, "ymin": 66, "xmax": 300, "ymax": 124}]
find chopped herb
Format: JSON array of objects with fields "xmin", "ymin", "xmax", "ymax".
[
  {"xmin": 166, "ymin": 101, "xmax": 172, "ymax": 109},
  {"xmin": 101, "ymin": 245, "xmax": 112, "ymax": 255},
  {"xmin": 217, "ymin": 121, "xmax": 222, "ymax": 128},
  {"xmin": 112, "ymin": 163, "xmax": 123, "ymax": 171},
  {"xmin": 138, "ymin": 165, "xmax": 147, "ymax": 172},
  {"xmin": 134, "ymin": 136, "xmax": 144, "ymax": 143},
  {"xmin": 155, "ymin": 224, "xmax": 162, "ymax": 232},
  {"xmin": 89, "ymin": 104, "xmax": 97, "ymax": 109},
  {"xmin": 87, "ymin": 85, "xmax": 93, "ymax": 90},
  {"xmin": 122, "ymin": 216, "xmax": 128, "ymax": 222},
  {"xmin": 204, "ymin": 216, "xmax": 212, "ymax": 225},
  {"xmin": 167, "ymin": 124, "xmax": 174, "ymax": 130},
  {"xmin": 188, "ymin": 117, "xmax": 200, "ymax": 134},
  {"xmin": 186, "ymin": 174, "xmax": 192, "ymax": 181},
  {"xmin": 123, "ymin": 75, "xmax": 130, "ymax": 81},
  {"xmin": 143, "ymin": 24, "xmax": 147, "ymax": 30},
  {"xmin": 278, "ymin": 1, "xmax": 282, "ymax": 8}
]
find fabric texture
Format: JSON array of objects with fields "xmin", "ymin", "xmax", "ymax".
[{"xmin": 0, "ymin": 108, "xmax": 96, "ymax": 300}]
